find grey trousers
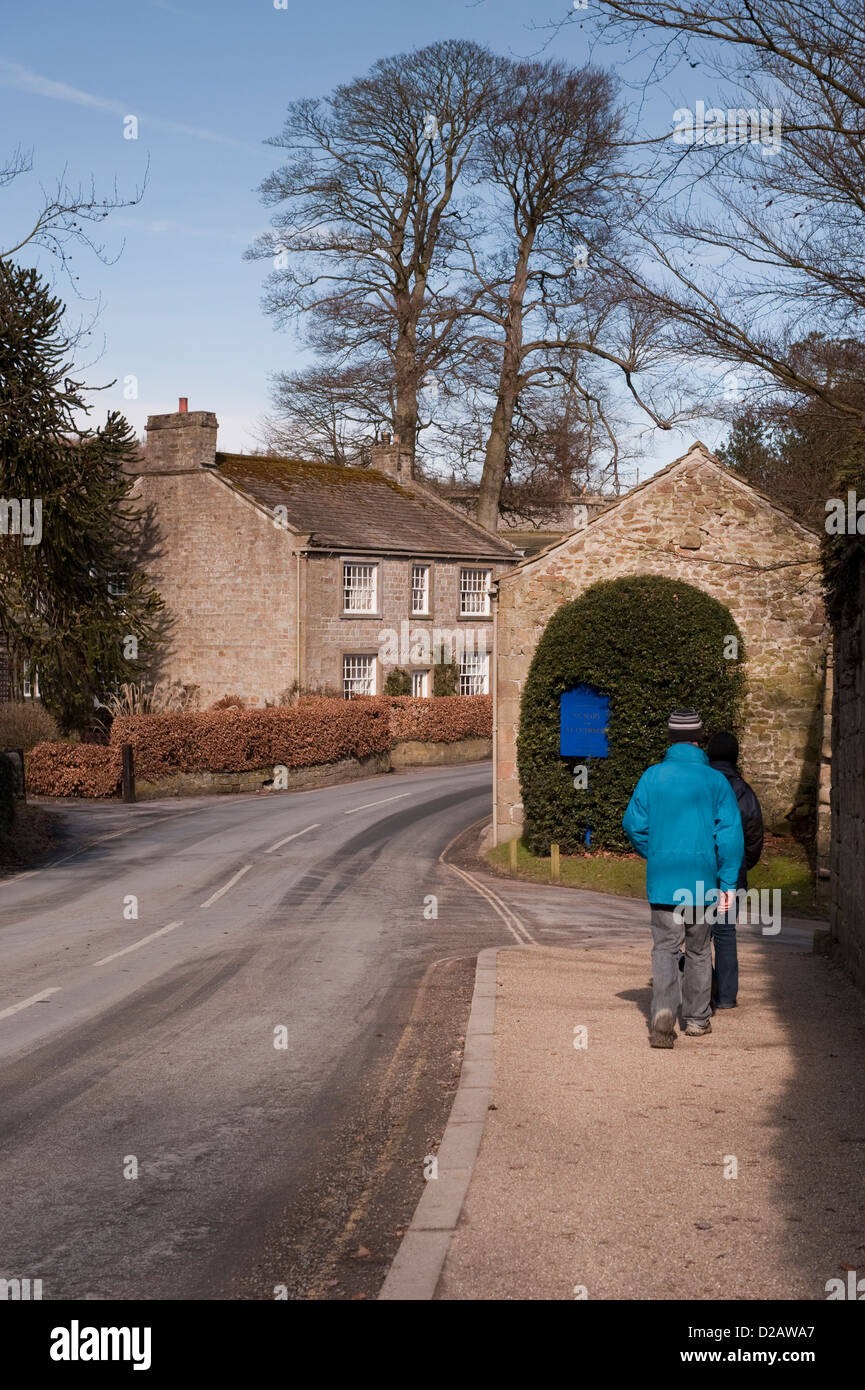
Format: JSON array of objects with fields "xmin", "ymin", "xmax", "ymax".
[{"xmin": 649, "ymin": 905, "xmax": 712, "ymax": 1029}]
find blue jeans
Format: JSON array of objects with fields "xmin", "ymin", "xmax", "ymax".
[{"xmin": 712, "ymin": 906, "xmax": 738, "ymax": 1007}]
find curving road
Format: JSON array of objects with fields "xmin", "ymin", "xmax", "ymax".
[{"xmin": 0, "ymin": 763, "xmax": 516, "ymax": 1301}]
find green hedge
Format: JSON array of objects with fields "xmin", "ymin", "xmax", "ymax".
[
  {"xmin": 384, "ymin": 667, "xmax": 412, "ymax": 695},
  {"xmin": 517, "ymin": 575, "xmax": 746, "ymax": 854}
]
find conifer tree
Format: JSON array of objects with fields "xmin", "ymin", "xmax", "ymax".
[{"xmin": 0, "ymin": 260, "xmax": 164, "ymax": 732}]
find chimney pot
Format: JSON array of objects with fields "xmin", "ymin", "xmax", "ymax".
[
  {"xmin": 381, "ymin": 432, "xmax": 390, "ymax": 445},
  {"xmin": 179, "ymin": 397, "xmax": 188, "ymax": 413}
]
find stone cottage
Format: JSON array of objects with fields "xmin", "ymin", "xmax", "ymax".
[
  {"xmin": 134, "ymin": 400, "xmax": 518, "ymax": 705},
  {"xmin": 493, "ymin": 442, "xmax": 830, "ymax": 847}
]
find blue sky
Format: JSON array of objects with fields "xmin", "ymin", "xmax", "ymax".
[{"xmin": 2, "ymin": 0, "xmax": 722, "ymax": 473}]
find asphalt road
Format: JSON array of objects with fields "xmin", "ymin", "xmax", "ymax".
[
  {"xmin": 3, "ymin": 764, "xmax": 818, "ymax": 1303},
  {"xmin": 0, "ymin": 763, "xmax": 515, "ymax": 1301}
]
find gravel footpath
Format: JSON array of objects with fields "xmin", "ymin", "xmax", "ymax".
[{"xmin": 438, "ymin": 937, "xmax": 865, "ymax": 1300}]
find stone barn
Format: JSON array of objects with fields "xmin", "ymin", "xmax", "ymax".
[{"xmin": 492, "ymin": 442, "xmax": 830, "ymax": 849}]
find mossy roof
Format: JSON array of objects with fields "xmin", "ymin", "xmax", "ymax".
[{"xmin": 214, "ymin": 453, "xmax": 516, "ymax": 558}]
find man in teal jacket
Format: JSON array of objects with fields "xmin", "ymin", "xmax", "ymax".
[{"xmin": 623, "ymin": 709, "xmax": 744, "ymax": 1049}]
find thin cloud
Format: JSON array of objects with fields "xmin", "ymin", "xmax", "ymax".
[
  {"xmin": 0, "ymin": 60, "xmax": 268, "ymax": 157},
  {"xmin": 113, "ymin": 214, "xmax": 257, "ymax": 243}
]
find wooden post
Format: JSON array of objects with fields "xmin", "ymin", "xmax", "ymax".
[
  {"xmin": 121, "ymin": 743, "xmax": 136, "ymax": 803},
  {"xmin": 550, "ymin": 843, "xmax": 560, "ymax": 882},
  {"xmin": 509, "ymin": 837, "xmax": 518, "ymax": 872}
]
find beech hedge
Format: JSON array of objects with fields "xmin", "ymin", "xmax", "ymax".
[
  {"xmin": 27, "ymin": 695, "xmax": 492, "ymax": 796},
  {"xmin": 385, "ymin": 695, "xmax": 491, "ymax": 743},
  {"xmin": 109, "ymin": 698, "xmax": 392, "ymax": 782},
  {"xmin": 27, "ymin": 743, "xmax": 122, "ymax": 798}
]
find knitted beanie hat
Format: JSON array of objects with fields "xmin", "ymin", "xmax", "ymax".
[{"xmin": 667, "ymin": 708, "xmax": 703, "ymax": 743}]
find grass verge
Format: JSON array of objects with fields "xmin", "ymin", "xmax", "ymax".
[{"xmin": 485, "ymin": 832, "xmax": 823, "ymax": 918}]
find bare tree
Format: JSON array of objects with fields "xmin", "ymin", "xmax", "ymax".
[
  {"xmin": 469, "ymin": 61, "xmax": 679, "ymax": 530},
  {"xmin": 579, "ymin": 2, "xmax": 865, "ymax": 429},
  {"xmin": 1, "ymin": 146, "xmax": 145, "ymax": 290},
  {"xmin": 256, "ymin": 362, "xmax": 391, "ymax": 464},
  {"xmin": 247, "ymin": 41, "xmax": 506, "ymax": 468},
  {"xmin": 504, "ymin": 369, "xmax": 628, "ymax": 503},
  {"xmin": 717, "ymin": 336, "xmax": 865, "ymax": 528}
]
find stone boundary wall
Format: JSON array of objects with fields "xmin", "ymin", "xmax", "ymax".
[
  {"xmin": 132, "ymin": 738, "xmax": 491, "ymax": 800},
  {"xmin": 828, "ymin": 559, "xmax": 865, "ymax": 993},
  {"xmin": 390, "ymin": 737, "xmax": 491, "ymax": 768}
]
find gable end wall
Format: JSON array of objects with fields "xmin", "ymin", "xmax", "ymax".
[{"xmin": 495, "ymin": 458, "xmax": 828, "ymax": 838}]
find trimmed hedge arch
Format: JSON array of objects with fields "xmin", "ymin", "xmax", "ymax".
[{"xmin": 516, "ymin": 575, "xmax": 746, "ymax": 854}]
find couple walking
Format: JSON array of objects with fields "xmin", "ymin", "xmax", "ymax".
[{"xmin": 623, "ymin": 709, "xmax": 763, "ymax": 1049}]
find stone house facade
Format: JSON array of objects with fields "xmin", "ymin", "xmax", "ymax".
[
  {"xmin": 134, "ymin": 402, "xmax": 517, "ymax": 706},
  {"xmin": 493, "ymin": 442, "xmax": 830, "ymax": 844}
]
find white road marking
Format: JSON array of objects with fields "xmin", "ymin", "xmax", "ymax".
[
  {"xmin": 93, "ymin": 921, "xmax": 184, "ymax": 967},
  {"xmin": 265, "ymin": 823, "xmax": 320, "ymax": 854},
  {"xmin": 199, "ymin": 864, "xmax": 252, "ymax": 909},
  {"xmin": 343, "ymin": 793, "xmax": 411, "ymax": 815},
  {"xmin": 0, "ymin": 987, "xmax": 62, "ymax": 1020},
  {"xmin": 445, "ymin": 861, "xmax": 537, "ymax": 946}
]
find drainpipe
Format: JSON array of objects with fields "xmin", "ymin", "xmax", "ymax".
[{"xmin": 491, "ymin": 578, "xmax": 499, "ymax": 846}]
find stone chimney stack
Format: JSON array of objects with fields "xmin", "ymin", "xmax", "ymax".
[
  {"xmin": 143, "ymin": 398, "xmax": 219, "ymax": 472},
  {"xmin": 369, "ymin": 432, "xmax": 413, "ymax": 482}
]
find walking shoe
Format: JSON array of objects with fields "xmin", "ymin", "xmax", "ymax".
[
  {"xmin": 650, "ymin": 1008, "xmax": 676, "ymax": 1049},
  {"xmin": 685, "ymin": 1020, "xmax": 712, "ymax": 1037}
]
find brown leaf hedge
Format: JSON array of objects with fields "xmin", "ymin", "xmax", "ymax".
[
  {"xmin": 27, "ymin": 696, "xmax": 491, "ymax": 796},
  {"xmin": 384, "ymin": 695, "xmax": 491, "ymax": 743},
  {"xmin": 26, "ymin": 743, "xmax": 123, "ymax": 798}
]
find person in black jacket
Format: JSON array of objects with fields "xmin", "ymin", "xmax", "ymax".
[{"xmin": 706, "ymin": 731, "xmax": 764, "ymax": 1009}]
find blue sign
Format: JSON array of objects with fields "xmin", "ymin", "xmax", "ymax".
[{"xmin": 559, "ymin": 685, "xmax": 610, "ymax": 758}]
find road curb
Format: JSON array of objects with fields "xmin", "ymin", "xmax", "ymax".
[{"xmin": 378, "ymin": 945, "xmax": 502, "ymax": 1300}]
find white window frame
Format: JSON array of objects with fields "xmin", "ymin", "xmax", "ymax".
[
  {"xmin": 411, "ymin": 563, "xmax": 430, "ymax": 616},
  {"xmin": 22, "ymin": 661, "xmax": 39, "ymax": 700},
  {"xmin": 342, "ymin": 561, "xmax": 378, "ymax": 615},
  {"xmin": 343, "ymin": 654, "xmax": 376, "ymax": 699},
  {"xmin": 411, "ymin": 669, "xmax": 430, "ymax": 698},
  {"xmin": 459, "ymin": 651, "xmax": 489, "ymax": 695},
  {"xmin": 459, "ymin": 567, "xmax": 492, "ymax": 617}
]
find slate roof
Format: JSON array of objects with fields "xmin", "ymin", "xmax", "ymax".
[{"xmin": 213, "ymin": 453, "xmax": 517, "ymax": 559}]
